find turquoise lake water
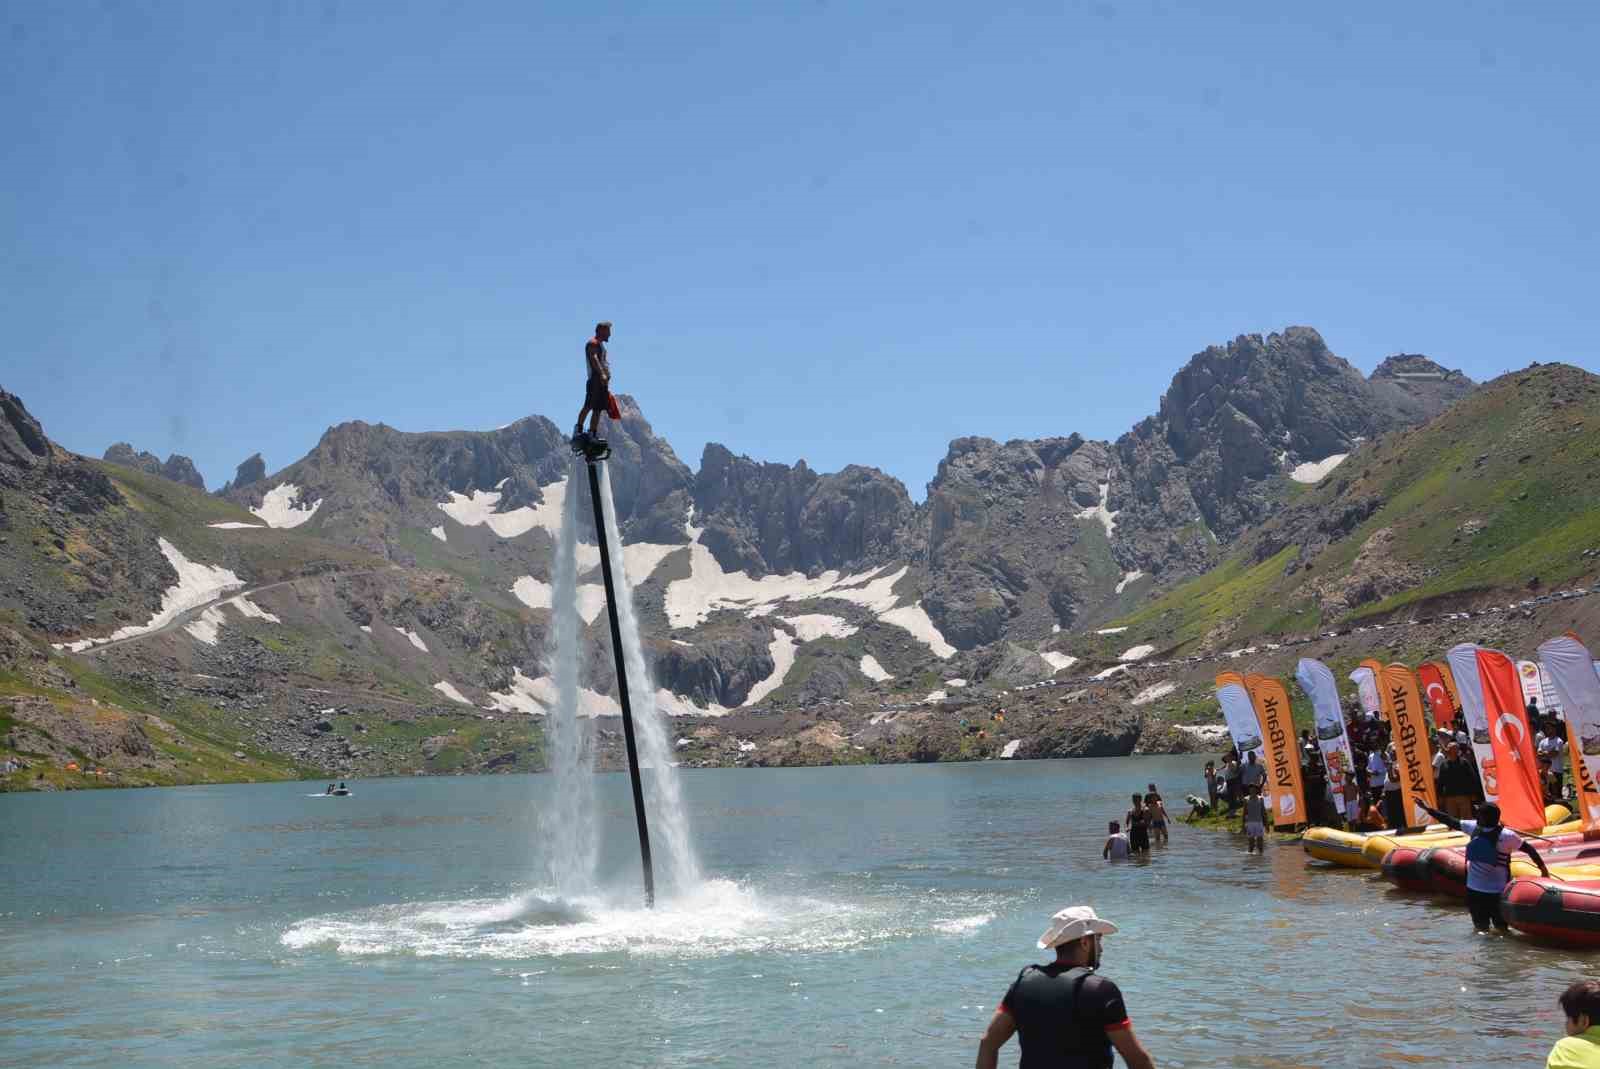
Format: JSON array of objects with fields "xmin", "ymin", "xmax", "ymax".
[{"xmin": 1, "ymin": 756, "xmax": 1590, "ymax": 1066}]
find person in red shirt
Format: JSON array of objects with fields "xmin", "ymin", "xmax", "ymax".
[{"xmin": 976, "ymin": 906, "xmax": 1156, "ymax": 1069}]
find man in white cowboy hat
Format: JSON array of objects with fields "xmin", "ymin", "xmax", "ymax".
[{"xmin": 975, "ymin": 905, "xmax": 1156, "ymax": 1069}]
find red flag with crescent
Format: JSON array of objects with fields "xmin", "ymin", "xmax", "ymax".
[
  {"xmin": 1474, "ymin": 648, "xmax": 1547, "ymax": 831},
  {"xmin": 1417, "ymin": 661, "xmax": 1459, "ymax": 730}
]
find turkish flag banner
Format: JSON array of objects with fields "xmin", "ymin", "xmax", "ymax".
[{"xmin": 1474, "ymin": 648, "xmax": 1547, "ymax": 832}]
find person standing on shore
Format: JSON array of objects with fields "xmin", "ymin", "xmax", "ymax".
[
  {"xmin": 1382, "ymin": 747, "xmax": 1405, "ymax": 829},
  {"xmin": 1436, "ymin": 743, "xmax": 1478, "ymax": 820},
  {"xmin": 976, "ymin": 906, "xmax": 1157, "ymax": 1069},
  {"xmin": 1203, "ymin": 761, "xmax": 1219, "ymax": 811},
  {"xmin": 1222, "ymin": 753, "xmax": 1242, "ymax": 813},
  {"xmin": 1548, "ymin": 980, "xmax": 1600, "ymax": 1068},
  {"xmin": 1420, "ymin": 801, "xmax": 1550, "ymax": 932},
  {"xmin": 1239, "ymin": 751, "xmax": 1266, "ymax": 800}
]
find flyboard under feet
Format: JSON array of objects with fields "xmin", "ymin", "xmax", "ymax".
[{"xmin": 570, "ymin": 432, "xmax": 611, "ymax": 461}]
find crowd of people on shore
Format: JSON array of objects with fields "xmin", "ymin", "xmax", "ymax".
[{"xmin": 1194, "ymin": 693, "xmax": 1574, "ymax": 835}]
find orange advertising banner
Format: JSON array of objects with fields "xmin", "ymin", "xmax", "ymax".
[
  {"xmin": 1475, "ymin": 648, "xmax": 1548, "ymax": 832},
  {"xmin": 1417, "ymin": 661, "xmax": 1460, "ymax": 732},
  {"xmin": 1244, "ymin": 674, "xmax": 1309, "ymax": 827},
  {"xmin": 1376, "ymin": 662, "xmax": 1439, "ymax": 828},
  {"xmin": 1566, "ymin": 717, "xmax": 1600, "ymax": 833}
]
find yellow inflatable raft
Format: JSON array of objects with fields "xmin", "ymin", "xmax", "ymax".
[{"xmin": 1303, "ymin": 805, "xmax": 1573, "ymax": 870}]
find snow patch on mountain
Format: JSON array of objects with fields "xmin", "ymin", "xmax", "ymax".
[
  {"xmin": 54, "ymin": 539, "xmax": 244, "ymax": 652},
  {"xmin": 184, "ymin": 605, "xmax": 229, "ymax": 645},
  {"xmin": 1115, "ymin": 570, "xmax": 1144, "ymax": 594},
  {"xmin": 1119, "ymin": 644, "xmax": 1156, "ymax": 662},
  {"xmin": 437, "ymin": 477, "xmax": 568, "ymax": 539},
  {"xmin": 1290, "ymin": 453, "xmax": 1348, "ymax": 484},
  {"xmin": 510, "ymin": 577, "xmax": 552, "ymax": 609},
  {"xmin": 396, "ymin": 627, "xmax": 429, "ymax": 653},
  {"xmin": 208, "ymin": 521, "xmax": 265, "ymax": 530},
  {"xmin": 429, "ymin": 525, "xmax": 447, "ymax": 542},
  {"xmin": 433, "ymin": 681, "xmax": 473, "ymax": 705},
  {"xmin": 780, "ymin": 614, "xmax": 858, "ymax": 641},
  {"xmin": 655, "ymin": 689, "xmax": 731, "ymax": 717},
  {"xmin": 859, "ymin": 654, "xmax": 893, "ymax": 681},
  {"xmin": 663, "ymin": 520, "xmax": 956, "ymax": 658},
  {"xmin": 1075, "ymin": 475, "xmax": 1118, "ymax": 538},
  {"xmin": 1131, "ymin": 681, "xmax": 1178, "ymax": 705},
  {"xmin": 880, "ymin": 603, "xmax": 956, "ymax": 659},
  {"xmin": 1040, "ymin": 651, "xmax": 1078, "ymax": 672},
  {"xmin": 251, "ymin": 484, "xmax": 322, "ymax": 529},
  {"xmin": 487, "ymin": 668, "xmax": 623, "ymax": 718},
  {"xmin": 743, "ymin": 630, "xmax": 797, "ymax": 706}
]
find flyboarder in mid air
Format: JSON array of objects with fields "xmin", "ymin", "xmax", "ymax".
[{"xmin": 572, "ymin": 320, "xmax": 615, "ymax": 458}]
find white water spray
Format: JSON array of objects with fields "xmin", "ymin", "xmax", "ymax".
[
  {"xmin": 596, "ymin": 463, "xmax": 703, "ymax": 894},
  {"xmin": 539, "ymin": 463, "xmax": 597, "ymax": 895}
]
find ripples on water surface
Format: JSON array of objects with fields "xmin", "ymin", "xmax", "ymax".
[{"xmin": 1, "ymin": 757, "xmax": 1591, "ymax": 1066}]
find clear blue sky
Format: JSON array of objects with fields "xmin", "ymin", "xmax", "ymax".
[{"xmin": 4, "ymin": 2, "xmax": 1596, "ymax": 498}]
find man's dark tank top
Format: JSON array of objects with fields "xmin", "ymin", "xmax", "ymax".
[
  {"xmin": 586, "ymin": 339, "xmax": 608, "ymax": 381},
  {"xmin": 1004, "ymin": 964, "xmax": 1121, "ymax": 1069}
]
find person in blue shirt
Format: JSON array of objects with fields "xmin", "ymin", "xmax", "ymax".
[{"xmin": 1421, "ymin": 801, "xmax": 1550, "ymax": 931}]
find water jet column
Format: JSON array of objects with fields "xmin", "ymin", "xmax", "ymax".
[{"xmin": 584, "ymin": 457, "xmax": 656, "ymax": 907}]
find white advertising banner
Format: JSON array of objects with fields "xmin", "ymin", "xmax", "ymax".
[
  {"xmin": 1216, "ymin": 678, "xmax": 1265, "ymax": 762},
  {"xmin": 1350, "ymin": 665, "xmax": 1382, "ymax": 719},
  {"xmin": 1297, "ymin": 658, "xmax": 1355, "ymax": 816},
  {"xmin": 1537, "ymin": 637, "xmax": 1600, "ymax": 828},
  {"xmin": 1446, "ymin": 643, "xmax": 1499, "ymax": 802}
]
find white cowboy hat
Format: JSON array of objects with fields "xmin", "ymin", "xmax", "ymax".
[{"xmin": 1037, "ymin": 905, "xmax": 1119, "ymax": 949}]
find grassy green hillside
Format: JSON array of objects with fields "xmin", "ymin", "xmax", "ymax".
[{"xmin": 1099, "ymin": 363, "xmax": 1600, "ymax": 657}]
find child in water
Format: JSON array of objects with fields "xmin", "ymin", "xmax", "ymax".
[
  {"xmin": 1103, "ymin": 820, "xmax": 1131, "ymax": 861},
  {"xmin": 1242, "ymin": 784, "xmax": 1268, "ymax": 854},
  {"xmin": 1144, "ymin": 784, "xmax": 1170, "ymax": 845}
]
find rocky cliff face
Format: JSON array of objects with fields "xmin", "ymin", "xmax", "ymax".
[
  {"xmin": 920, "ymin": 434, "xmax": 1122, "ymax": 646},
  {"xmin": 103, "ymin": 443, "xmax": 207, "ymax": 490},
  {"xmin": 217, "ymin": 453, "xmax": 267, "ymax": 495},
  {"xmin": 691, "ymin": 444, "xmax": 917, "ymax": 576},
  {"xmin": 1, "ymin": 389, "xmax": 51, "ymax": 474}
]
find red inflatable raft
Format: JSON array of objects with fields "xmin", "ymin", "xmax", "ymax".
[
  {"xmin": 1381, "ymin": 845, "xmax": 1436, "ymax": 893},
  {"xmin": 1502, "ymin": 877, "xmax": 1600, "ymax": 948},
  {"xmin": 1426, "ymin": 847, "xmax": 1469, "ymax": 899}
]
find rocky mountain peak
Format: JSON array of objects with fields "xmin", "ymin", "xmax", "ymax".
[
  {"xmin": 1371, "ymin": 353, "xmax": 1459, "ymax": 379},
  {"xmin": 102, "ymin": 443, "xmax": 206, "ymax": 490},
  {"xmin": 0, "ymin": 389, "xmax": 51, "ymax": 473},
  {"xmin": 692, "ymin": 444, "xmax": 914, "ymax": 577},
  {"xmin": 224, "ymin": 453, "xmax": 267, "ymax": 493}
]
